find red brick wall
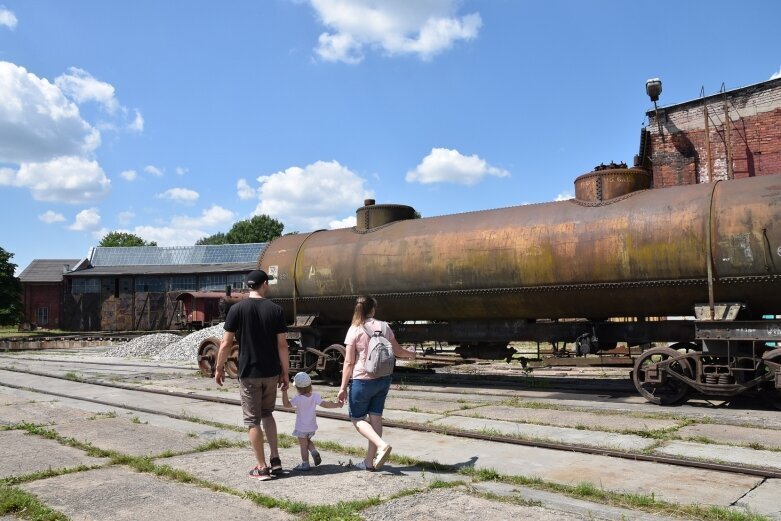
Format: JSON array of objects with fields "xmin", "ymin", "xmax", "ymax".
[
  {"xmin": 23, "ymin": 283, "xmax": 64, "ymax": 329},
  {"xmin": 647, "ymin": 79, "xmax": 781, "ymax": 188}
]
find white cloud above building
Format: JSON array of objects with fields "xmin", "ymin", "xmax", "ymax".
[
  {"xmin": 0, "ymin": 6, "xmax": 17, "ymax": 30},
  {"xmin": 38, "ymin": 210, "xmax": 66, "ymax": 224},
  {"xmin": 155, "ymin": 187, "xmax": 199, "ymax": 203},
  {"xmin": 253, "ymin": 160, "xmax": 372, "ymax": 231},
  {"xmin": 68, "ymin": 207, "xmax": 101, "ymax": 231},
  {"xmin": 406, "ymin": 147, "xmax": 509, "ymax": 185},
  {"xmin": 307, "ymin": 0, "xmax": 481, "ymax": 63}
]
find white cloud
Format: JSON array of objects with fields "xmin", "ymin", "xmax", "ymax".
[
  {"xmin": 555, "ymin": 192, "xmax": 574, "ymax": 201},
  {"xmin": 128, "ymin": 109, "xmax": 144, "ymax": 133},
  {"xmin": 0, "ymin": 156, "xmax": 110, "ymax": 203},
  {"xmin": 254, "ymin": 160, "xmax": 372, "ymax": 231},
  {"xmin": 155, "ymin": 187, "xmax": 199, "ymax": 203},
  {"xmin": 132, "ymin": 205, "xmax": 236, "ymax": 246},
  {"xmin": 144, "ymin": 165, "xmax": 163, "ymax": 176},
  {"xmin": 329, "ymin": 216, "xmax": 356, "ymax": 229},
  {"xmin": 0, "ymin": 61, "xmax": 100, "ymax": 164},
  {"xmin": 771, "ymin": 66, "xmax": 781, "ymax": 80},
  {"xmin": 175, "ymin": 166, "xmax": 188, "ymax": 176},
  {"xmin": 55, "ymin": 67, "xmax": 120, "ymax": 114},
  {"xmin": 120, "ymin": 169, "xmax": 137, "ymax": 181},
  {"xmin": 0, "ymin": 6, "xmax": 17, "ymax": 30},
  {"xmin": 117, "ymin": 210, "xmax": 135, "ymax": 225},
  {"xmin": 38, "ymin": 210, "xmax": 65, "ymax": 223},
  {"xmin": 237, "ymin": 178, "xmax": 257, "ymax": 200},
  {"xmin": 406, "ymin": 148, "xmax": 509, "ymax": 185},
  {"xmin": 308, "ymin": 0, "xmax": 482, "ymax": 63},
  {"xmin": 68, "ymin": 207, "xmax": 101, "ymax": 231}
]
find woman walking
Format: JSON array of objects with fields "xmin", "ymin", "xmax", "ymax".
[{"xmin": 337, "ymin": 296, "xmax": 416, "ymax": 470}]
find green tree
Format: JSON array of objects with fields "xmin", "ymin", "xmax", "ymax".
[
  {"xmin": 225, "ymin": 215, "xmax": 284, "ymax": 244},
  {"xmin": 99, "ymin": 232, "xmax": 157, "ymax": 247},
  {"xmin": 0, "ymin": 247, "xmax": 22, "ymax": 326},
  {"xmin": 195, "ymin": 232, "xmax": 228, "ymax": 245}
]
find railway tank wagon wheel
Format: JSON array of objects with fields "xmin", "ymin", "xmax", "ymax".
[
  {"xmin": 225, "ymin": 343, "xmax": 240, "ymax": 379},
  {"xmin": 316, "ymin": 344, "xmax": 346, "ymax": 385},
  {"xmin": 761, "ymin": 347, "xmax": 781, "ymax": 410},
  {"xmin": 632, "ymin": 346, "xmax": 694, "ymax": 405},
  {"xmin": 197, "ymin": 337, "xmax": 220, "ymax": 376}
]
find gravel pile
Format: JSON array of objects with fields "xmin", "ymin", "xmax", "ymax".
[
  {"xmin": 102, "ymin": 323, "xmax": 226, "ymax": 361},
  {"xmin": 104, "ymin": 333, "xmax": 182, "ymax": 358},
  {"xmin": 154, "ymin": 324, "xmax": 226, "ymax": 361}
]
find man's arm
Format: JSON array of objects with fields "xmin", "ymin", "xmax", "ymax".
[
  {"xmin": 214, "ymin": 331, "xmax": 235, "ymax": 386},
  {"xmin": 277, "ymin": 332, "xmax": 289, "ymax": 390},
  {"xmin": 281, "ymin": 388, "xmax": 291, "ymax": 408}
]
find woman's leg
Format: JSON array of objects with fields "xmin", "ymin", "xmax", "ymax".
[{"xmin": 365, "ymin": 413, "xmax": 385, "ymax": 463}]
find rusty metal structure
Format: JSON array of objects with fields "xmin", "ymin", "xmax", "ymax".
[{"xmin": 219, "ymin": 167, "xmax": 780, "ymax": 405}]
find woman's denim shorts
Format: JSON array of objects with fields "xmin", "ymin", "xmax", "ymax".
[{"xmin": 347, "ymin": 375, "xmax": 392, "ymax": 420}]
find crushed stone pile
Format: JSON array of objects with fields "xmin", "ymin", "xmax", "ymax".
[
  {"xmin": 102, "ymin": 323, "xmax": 225, "ymax": 361},
  {"xmin": 155, "ymin": 324, "xmax": 226, "ymax": 361},
  {"xmin": 104, "ymin": 333, "xmax": 182, "ymax": 358}
]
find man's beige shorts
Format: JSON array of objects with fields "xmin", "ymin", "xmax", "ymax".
[{"xmin": 239, "ymin": 375, "xmax": 279, "ymax": 426}]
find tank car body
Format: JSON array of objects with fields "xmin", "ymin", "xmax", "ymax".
[
  {"xmin": 261, "ymin": 170, "xmax": 780, "ymax": 323},
  {"xmin": 256, "ymin": 168, "xmax": 781, "ymax": 405}
]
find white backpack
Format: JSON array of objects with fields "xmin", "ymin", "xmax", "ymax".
[{"xmin": 362, "ymin": 321, "xmax": 395, "ymax": 377}]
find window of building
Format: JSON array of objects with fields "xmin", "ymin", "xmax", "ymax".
[
  {"xmin": 199, "ymin": 275, "xmax": 227, "ymax": 291},
  {"xmin": 71, "ymin": 278, "xmax": 100, "ymax": 294},
  {"xmin": 227, "ymin": 273, "xmax": 247, "ymax": 291},
  {"xmin": 36, "ymin": 306, "xmax": 49, "ymax": 325},
  {"xmin": 135, "ymin": 277, "xmax": 165, "ymax": 292},
  {"xmin": 170, "ymin": 276, "xmax": 197, "ymax": 291}
]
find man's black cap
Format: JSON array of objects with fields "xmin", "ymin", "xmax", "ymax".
[{"xmin": 246, "ymin": 269, "xmax": 273, "ymax": 288}]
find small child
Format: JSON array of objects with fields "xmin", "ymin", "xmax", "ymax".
[{"xmin": 282, "ymin": 371, "xmax": 342, "ymax": 470}]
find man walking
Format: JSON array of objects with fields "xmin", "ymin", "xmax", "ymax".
[{"xmin": 215, "ymin": 269, "xmax": 289, "ymax": 481}]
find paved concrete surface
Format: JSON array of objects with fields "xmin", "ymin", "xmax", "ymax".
[
  {"xmin": 0, "ymin": 400, "xmax": 95, "ymax": 426},
  {"xmin": 432, "ymin": 415, "xmax": 656, "ymax": 451},
  {"xmin": 1, "ymin": 367, "xmax": 779, "ymax": 520},
  {"xmin": 678, "ymin": 423, "xmax": 781, "ymax": 450},
  {"xmin": 463, "ymin": 405, "xmax": 680, "ymax": 431},
  {"xmin": 0, "ymin": 430, "xmax": 109, "ymax": 478},
  {"xmin": 734, "ymin": 479, "xmax": 781, "ymax": 519},
  {"xmin": 52, "ymin": 416, "xmax": 215, "ymax": 457},
  {"xmin": 161, "ymin": 447, "xmax": 432, "ymax": 505},
  {"xmin": 655, "ymin": 440, "xmax": 781, "ymax": 471},
  {"xmin": 21, "ymin": 466, "xmax": 294, "ymax": 521},
  {"xmin": 359, "ymin": 488, "xmax": 592, "ymax": 521}
]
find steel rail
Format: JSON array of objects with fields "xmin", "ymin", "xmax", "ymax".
[{"xmin": 1, "ymin": 366, "xmax": 780, "ymax": 479}]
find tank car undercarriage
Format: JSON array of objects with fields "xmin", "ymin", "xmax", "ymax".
[{"xmin": 632, "ymin": 319, "xmax": 781, "ymax": 407}]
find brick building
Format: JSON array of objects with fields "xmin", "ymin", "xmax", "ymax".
[
  {"xmin": 18, "ymin": 259, "xmax": 80, "ymax": 329},
  {"xmin": 645, "ymin": 77, "xmax": 781, "ymax": 187}
]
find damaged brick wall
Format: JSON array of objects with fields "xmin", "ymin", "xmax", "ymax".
[{"xmin": 646, "ymin": 78, "xmax": 781, "ymax": 188}]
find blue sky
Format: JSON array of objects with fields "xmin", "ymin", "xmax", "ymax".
[{"xmin": 2, "ymin": 1, "xmax": 781, "ymax": 274}]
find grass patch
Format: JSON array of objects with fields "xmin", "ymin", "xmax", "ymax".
[
  {"xmin": 87, "ymin": 411, "xmax": 118, "ymax": 420},
  {"xmin": 0, "ymin": 484, "xmax": 69, "ymax": 520},
  {"xmin": 63, "ymin": 372, "xmax": 79, "ymax": 381}
]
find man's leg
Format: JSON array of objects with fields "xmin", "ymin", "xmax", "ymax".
[
  {"xmin": 262, "ymin": 414, "xmax": 278, "ymax": 459},
  {"xmin": 248, "ymin": 425, "xmax": 266, "ymax": 468}
]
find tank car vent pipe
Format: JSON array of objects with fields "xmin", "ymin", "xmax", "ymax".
[{"xmin": 706, "ymin": 180, "xmax": 722, "ymax": 318}]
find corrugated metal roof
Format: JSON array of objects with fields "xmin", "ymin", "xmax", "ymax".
[
  {"xmin": 64, "ymin": 262, "xmax": 257, "ymax": 277},
  {"xmin": 19, "ymin": 259, "xmax": 81, "ymax": 283},
  {"xmin": 89, "ymin": 244, "xmax": 266, "ymax": 266}
]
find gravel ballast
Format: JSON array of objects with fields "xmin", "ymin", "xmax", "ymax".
[{"xmin": 103, "ymin": 324, "xmax": 226, "ymax": 361}]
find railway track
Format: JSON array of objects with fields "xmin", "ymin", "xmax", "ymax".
[{"xmin": 2, "ymin": 365, "xmax": 780, "ymax": 480}]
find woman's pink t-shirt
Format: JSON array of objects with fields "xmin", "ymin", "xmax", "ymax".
[{"xmin": 344, "ymin": 318, "xmax": 396, "ymax": 380}]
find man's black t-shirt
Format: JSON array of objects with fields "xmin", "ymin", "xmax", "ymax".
[{"xmin": 223, "ymin": 297, "xmax": 287, "ymax": 379}]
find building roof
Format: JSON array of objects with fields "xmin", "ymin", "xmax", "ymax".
[
  {"xmin": 19, "ymin": 259, "xmax": 81, "ymax": 283},
  {"xmin": 64, "ymin": 262, "xmax": 258, "ymax": 277},
  {"xmin": 88, "ymin": 243, "xmax": 266, "ymax": 266}
]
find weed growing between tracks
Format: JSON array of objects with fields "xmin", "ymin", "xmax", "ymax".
[{"xmin": 459, "ymin": 467, "xmax": 771, "ymax": 521}]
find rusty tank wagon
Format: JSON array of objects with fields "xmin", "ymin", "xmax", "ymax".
[{"xmin": 199, "ymin": 165, "xmax": 781, "ymax": 405}]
